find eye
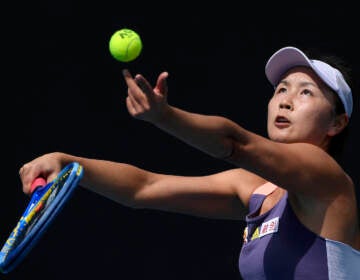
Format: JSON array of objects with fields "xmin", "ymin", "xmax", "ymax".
[
  {"xmin": 275, "ymin": 87, "xmax": 287, "ymax": 95},
  {"xmin": 301, "ymin": 89, "xmax": 313, "ymax": 96}
]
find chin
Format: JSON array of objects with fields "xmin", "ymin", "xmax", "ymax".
[{"xmin": 269, "ymin": 134, "xmax": 298, "ymax": 143}]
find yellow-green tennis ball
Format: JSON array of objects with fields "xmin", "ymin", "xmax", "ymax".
[{"xmin": 109, "ymin": 28, "xmax": 142, "ymax": 62}]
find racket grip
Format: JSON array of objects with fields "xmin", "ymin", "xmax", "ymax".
[{"xmin": 30, "ymin": 177, "xmax": 46, "ymax": 194}]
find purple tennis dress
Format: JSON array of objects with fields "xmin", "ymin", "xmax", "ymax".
[{"xmin": 239, "ymin": 183, "xmax": 360, "ymax": 279}]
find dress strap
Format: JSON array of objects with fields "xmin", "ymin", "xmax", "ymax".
[{"xmin": 253, "ymin": 182, "xmax": 278, "ymax": 196}]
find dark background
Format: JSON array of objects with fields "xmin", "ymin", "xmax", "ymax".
[{"xmin": 3, "ymin": 3, "xmax": 359, "ymax": 280}]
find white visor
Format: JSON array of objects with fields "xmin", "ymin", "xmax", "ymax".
[{"xmin": 265, "ymin": 46, "xmax": 353, "ymax": 117}]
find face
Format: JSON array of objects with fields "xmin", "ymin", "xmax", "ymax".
[{"xmin": 267, "ymin": 66, "xmax": 338, "ymax": 148}]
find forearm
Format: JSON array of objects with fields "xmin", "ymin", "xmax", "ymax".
[
  {"xmin": 153, "ymin": 106, "xmax": 249, "ymax": 159},
  {"xmin": 122, "ymin": 69, "xmax": 248, "ymax": 159},
  {"xmin": 56, "ymin": 152, "xmax": 153, "ymax": 207}
]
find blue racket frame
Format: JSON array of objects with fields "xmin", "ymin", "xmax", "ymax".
[{"xmin": 0, "ymin": 162, "xmax": 83, "ymax": 273}]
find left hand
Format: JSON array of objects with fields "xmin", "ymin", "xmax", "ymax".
[{"xmin": 122, "ymin": 69, "xmax": 170, "ymax": 124}]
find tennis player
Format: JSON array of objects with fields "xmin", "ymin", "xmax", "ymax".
[{"xmin": 19, "ymin": 46, "xmax": 359, "ymax": 279}]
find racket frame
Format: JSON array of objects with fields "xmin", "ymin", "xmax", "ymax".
[{"xmin": 0, "ymin": 162, "xmax": 83, "ymax": 273}]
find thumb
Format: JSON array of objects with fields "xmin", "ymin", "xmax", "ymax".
[{"xmin": 155, "ymin": 71, "xmax": 169, "ymax": 97}]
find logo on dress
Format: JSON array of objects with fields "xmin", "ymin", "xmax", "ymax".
[
  {"xmin": 259, "ymin": 217, "xmax": 279, "ymax": 237},
  {"xmin": 243, "ymin": 217, "xmax": 279, "ymax": 243}
]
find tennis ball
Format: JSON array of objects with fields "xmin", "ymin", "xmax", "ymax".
[{"xmin": 109, "ymin": 28, "xmax": 142, "ymax": 62}]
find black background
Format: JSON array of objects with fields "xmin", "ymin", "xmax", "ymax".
[{"xmin": 3, "ymin": 3, "xmax": 359, "ymax": 280}]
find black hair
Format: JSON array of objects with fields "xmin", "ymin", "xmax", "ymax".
[
  {"xmin": 302, "ymin": 48, "xmax": 359, "ymax": 228},
  {"xmin": 304, "ymin": 48, "xmax": 354, "ymax": 164}
]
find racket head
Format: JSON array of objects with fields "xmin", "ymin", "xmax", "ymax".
[{"xmin": 0, "ymin": 162, "xmax": 83, "ymax": 274}]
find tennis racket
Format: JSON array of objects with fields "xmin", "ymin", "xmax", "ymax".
[{"xmin": 0, "ymin": 162, "xmax": 84, "ymax": 274}]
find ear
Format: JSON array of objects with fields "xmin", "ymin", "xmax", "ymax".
[{"xmin": 327, "ymin": 113, "xmax": 349, "ymax": 137}]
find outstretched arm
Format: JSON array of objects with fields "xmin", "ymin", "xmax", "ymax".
[{"xmin": 19, "ymin": 152, "xmax": 261, "ymax": 220}]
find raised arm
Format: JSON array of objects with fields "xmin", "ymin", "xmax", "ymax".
[
  {"xmin": 123, "ymin": 69, "xmax": 245, "ymax": 159},
  {"xmin": 122, "ymin": 69, "xmax": 353, "ymax": 199}
]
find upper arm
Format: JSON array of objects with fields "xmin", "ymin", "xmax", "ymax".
[
  {"xmin": 135, "ymin": 168, "xmax": 264, "ymax": 220},
  {"xmin": 228, "ymin": 133, "xmax": 350, "ymax": 198}
]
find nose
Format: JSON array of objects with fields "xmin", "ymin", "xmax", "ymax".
[{"xmin": 279, "ymin": 97, "xmax": 293, "ymax": 111}]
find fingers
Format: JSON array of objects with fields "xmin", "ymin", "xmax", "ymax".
[
  {"xmin": 18, "ymin": 165, "xmax": 25, "ymax": 176},
  {"xmin": 123, "ymin": 69, "xmax": 151, "ymax": 104},
  {"xmin": 156, "ymin": 72, "xmax": 169, "ymax": 95},
  {"xmin": 123, "ymin": 69, "xmax": 167, "ymax": 98},
  {"xmin": 123, "ymin": 69, "xmax": 150, "ymax": 94},
  {"xmin": 122, "ymin": 69, "xmax": 133, "ymax": 83},
  {"xmin": 135, "ymin": 75, "xmax": 153, "ymax": 95},
  {"xmin": 18, "ymin": 153, "xmax": 64, "ymax": 195},
  {"xmin": 126, "ymin": 96, "xmax": 136, "ymax": 115},
  {"xmin": 19, "ymin": 163, "xmax": 38, "ymax": 195},
  {"xmin": 126, "ymin": 95, "xmax": 141, "ymax": 117},
  {"xmin": 18, "ymin": 163, "xmax": 31, "ymax": 179},
  {"xmin": 122, "ymin": 69, "xmax": 169, "ymax": 120},
  {"xmin": 18, "ymin": 162, "xmax": 50, "ymax": 195}
]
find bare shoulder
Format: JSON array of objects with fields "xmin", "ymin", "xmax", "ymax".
[
  {"xmin": 288, "ymin": 172, "xmax": 359, "ymax": 247},
  {"xmin": 230, "ymin": 139, "xmax": 352, "ymax": 197},
  {"xmin": 286, "ymin": 143, "xmax": 350, "ymax": 195}
]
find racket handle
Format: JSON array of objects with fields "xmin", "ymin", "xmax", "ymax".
[{"xmin": 30, "ymin": 177, "xmax": 46, "ymax": 194}]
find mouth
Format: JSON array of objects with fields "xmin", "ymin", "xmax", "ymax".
[{"xmin": 274, "ymin": 116, "xmax": 290, "ymax": 128}]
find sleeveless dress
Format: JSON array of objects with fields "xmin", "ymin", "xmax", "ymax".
[{"xmin": 239, "ymin": 182, "xmax": 360, "ymax": 279}]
